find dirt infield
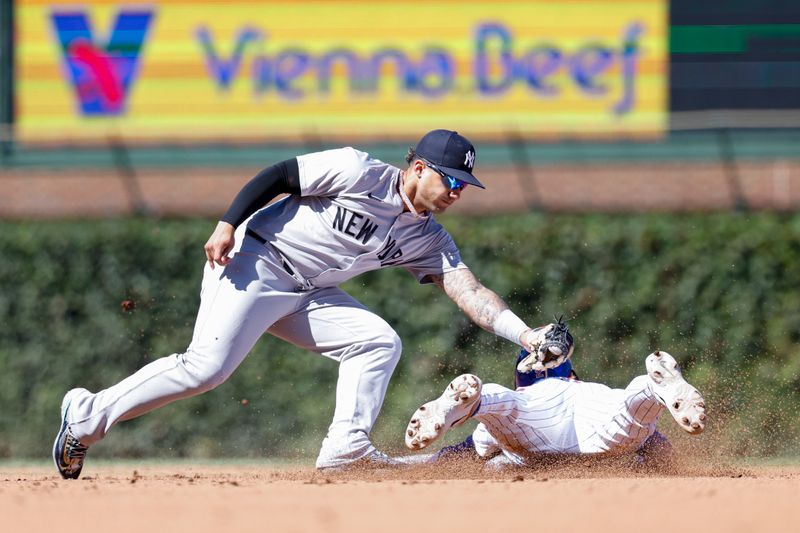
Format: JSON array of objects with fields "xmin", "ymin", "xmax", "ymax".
[{"xmin": 2, "ymin": 460, "xmax": 797, "ymax": 533}]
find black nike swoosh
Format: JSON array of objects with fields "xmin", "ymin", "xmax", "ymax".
[{"xmin": 367, "ymin": 192, "xmax": 382, "ymax": 201}]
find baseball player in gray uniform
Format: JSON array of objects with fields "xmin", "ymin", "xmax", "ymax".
[
  {"xmin": 405, "ymin": 348, "xmax": 706, "ymax": 467},
  {"xmin": 53, "ymin": 129, "xmax": 565, "ymax": 478}
]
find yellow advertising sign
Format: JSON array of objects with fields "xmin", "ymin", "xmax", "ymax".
[{"xmin": 17, "ymin": 0, "xmax": 667, "ymax": 143}]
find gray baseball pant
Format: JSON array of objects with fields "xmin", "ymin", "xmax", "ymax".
[{"xmin": 65, "ymin": 233, "xmax": 402, "ymax": 468}]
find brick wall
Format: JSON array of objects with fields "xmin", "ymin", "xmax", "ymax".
[{"xmin": 2, "ymin": 159, "xmax": 799, "ymax": 219}]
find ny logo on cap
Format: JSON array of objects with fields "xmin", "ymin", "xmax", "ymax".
[{"xmin": 464, "ymin": 150, "xmax": 475, "ymax": 169}]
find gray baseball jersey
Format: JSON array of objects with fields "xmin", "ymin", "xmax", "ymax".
[
  {"xmin": 247, "ymin": 147, "xmax": 467, "ymax": 289},
  {"xmin": 62, "ymin": 146, "xmax": 472, "ymax": 471}
]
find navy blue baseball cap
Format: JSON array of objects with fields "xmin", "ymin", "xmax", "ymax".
[{"xmin": 415, "ymin": 129, "xmax": 485, "ymax": 189}]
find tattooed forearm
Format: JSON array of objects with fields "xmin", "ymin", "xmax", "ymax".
[{"xmin": 431, "ymin": 269, "xmax": 510, "ymax": 332}]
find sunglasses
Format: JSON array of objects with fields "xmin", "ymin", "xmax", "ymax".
[{"xmin": 421, "ymin": 159, "xmax": 468, "ymax": 191}]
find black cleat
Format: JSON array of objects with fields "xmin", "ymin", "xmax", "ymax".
[{"xmin": 53, "ymin": 389, "xmax": 89, "ymax": 479}]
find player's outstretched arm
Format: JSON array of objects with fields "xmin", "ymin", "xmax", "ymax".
[
  {"xmin": 430, "ymin": 269, "xmax": 533, "ymax": 348},
  {"xmin": 204, "ymin": 221, "xmax": 236, "ymax": 269},
  {"xmin": 431, "ymin": 269, "xmax": 573, "ymax": 369}
]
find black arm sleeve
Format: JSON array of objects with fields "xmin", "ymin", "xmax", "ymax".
[{"xmin": 220, "ymin": 158, "xmax": 301, "ymax": 227}]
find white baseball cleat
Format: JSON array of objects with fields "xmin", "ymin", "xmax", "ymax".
[
  {"xmin": 316, "ymin": 449, "xmax": 407, "ymax": 471},
  {"xmin": 405, "ymin": 374, "xmax": 482, "ymax": 450},
  {"xmin": 646, "ymin": 351, "xmax": 707, "ymax": 434}
]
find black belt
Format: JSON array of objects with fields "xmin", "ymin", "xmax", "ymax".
[
  {"xmin": 245, "ymin": 228, "xmax": 297, "ymax": 277},
  {"xmin": 245, "ymin": 228, "xmax": 267, "ymax": 246}
]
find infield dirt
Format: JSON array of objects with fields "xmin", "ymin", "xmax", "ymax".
[{"xmin": 2, "ymin": 459, "xmax": 797, "ymax": 533}]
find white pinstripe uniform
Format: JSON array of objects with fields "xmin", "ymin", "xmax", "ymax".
[
  {"xmin": 470, "ymin": 375, "xmax": 665, "ymax": 465},
  {"xmin": 63, "ymin": 147, "xmax": 469, "ymax": 469}
]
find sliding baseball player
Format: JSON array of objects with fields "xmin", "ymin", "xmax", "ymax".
[{"xmin": 405, "ymin": 321, "xmax": 706, "ymax": 467}]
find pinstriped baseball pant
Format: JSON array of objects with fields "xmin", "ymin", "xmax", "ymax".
[
  {"xmin": 472, "ymin": 376, "xmax": 663, "ymax": 461},
  {"xmin": 64, "ymin": 230, "xmax": 401, "ymax": 468}
]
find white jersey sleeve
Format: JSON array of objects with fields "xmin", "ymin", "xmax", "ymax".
[
  {"xmin": 403, "ymin": 226, "xmax": 468, "ymax": 284},
  {"xmin": 296, "ymin": 147, "xmax": 368, "ymax": 197}
]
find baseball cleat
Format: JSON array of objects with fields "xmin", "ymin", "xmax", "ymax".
[
  {"xmin": 316, "ymin": 449, "xmax": 407, "ymax": 471},
  {"xmin": 349, "ymin": 449, "xmax": 405, "ymax": 468},
  {"xmin": 405, "ymin": 374, "xmax": 482, "ymax": 450},
  {"xmin": 646, "ymin": 351, "xmax": 707, "ymax": 435},
  {"xmin": 359, "ymin": 449, "xmax": 407, "ymax": 467},
  {"xmin": 53, "ymin": 388, "xmax": 90, "ymax": 479}
]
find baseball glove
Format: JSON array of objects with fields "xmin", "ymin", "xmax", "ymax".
[{"xmin": 517, "ymin": 316, "xmax": 575, "ymax": 373}]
